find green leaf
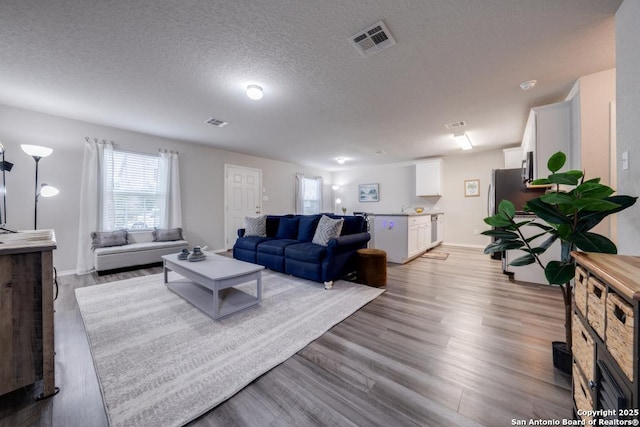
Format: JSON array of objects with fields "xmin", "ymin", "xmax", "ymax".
[
  {"xmin": 509, "ymin": 254, "xmax": 536, "ymax": 266},
  {"xmin": 484, "ymin": 239, "xmax": 525, "ymax": 254},
  {"xmin": 484, "ymin": 215, "xmax": 513, "ymax": 228},
  {"xmin": 544, "ymin": 261, "xmax": 575, "ymax": 285},
  {"xmin": 574, "ymin": 198, "xmax": 621, "ymax": 212},
  {"xmin": 576, "ymin": 195, "xmax": 638, "ymax": 233},
  {"xmin": 572, "ymin": 232, "xmax": 617, "ymax": 254},
  {"xmin": 530, "ymin": 178, "xmax": 551, "ymax": 186},
  {"xmin": 526, "ymin": 222, "xmax": 554, "ymax": 232},
  {"xmin": 574, "ymin": 182, "xmax": 614, "ymax": 199},
  {"xmin": 547, "ymin": 152, "xmax": 566, "ymax": 173},
  {"xmin": 498, "ymin": 200, "xmax": 516, "ymax": 219},
  {"xmin": 540, "ymin": 192, "xmax": 574, "ymax": 205},
  {"xmin": 481, "ymin": 230, "xmax": 519, "ymax": 239},
  {"xmin": 524, "ymin": 231, "xmax": 548, "ymax": 243},
  {"xmin": 548, "ymin": 173, "xmax": 579, "ymax": 185},
  {"xmin": 525, "ymin": 198, "xmax": 572, "ymax": 225},
  {"xmin": 566, "ymin": 170, "xmax": 584, "ymax": 180}
]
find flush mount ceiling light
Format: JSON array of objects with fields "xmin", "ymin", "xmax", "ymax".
[
  {"xmin": 246, "ymin": 85, "xmax": 263, "ymax": 100},
  {"xmin": 453, "ymin": 133, "xmax": 473, "ymax": 150},
  {"xmin": 336, "ymin": 157, "xmax": 346, "ymax": 164},
  {"xmin": 520, "ymin": 80, "xmax": 537, "ymax": 91}
]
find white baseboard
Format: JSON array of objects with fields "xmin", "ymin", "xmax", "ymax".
[{"xmin": 440, "ymin": 242, "xmax": 486, "ymax": 249}]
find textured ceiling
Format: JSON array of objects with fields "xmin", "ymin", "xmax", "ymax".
[{"xmin": 0, "ymin": 0, "xmax": 621, "ymax": 171}]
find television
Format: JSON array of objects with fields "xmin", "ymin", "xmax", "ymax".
[{"xmin": 521, "ymin": 151, "xmax": 533, "ymax": 183}]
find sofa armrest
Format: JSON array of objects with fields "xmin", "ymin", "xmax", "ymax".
[{"xmin": 326, "ymin": 232, "xmax": 370, "ymax": 252}]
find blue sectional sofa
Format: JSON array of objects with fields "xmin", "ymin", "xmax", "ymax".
[{"xmin": 233, "ymin": 214, "xmax": 370, "ymax": 288}]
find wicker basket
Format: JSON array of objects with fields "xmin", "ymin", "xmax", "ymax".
[
  {"xmin": 587, "ymin": 276, "xmax": 606, "ymax": 339},
  {"xmin": 574, "ymin": 266, "xmax": 588, "ymax": 316},
  {"xmin": 572, "ymin": 313, "xmax": 595, "ymax": 377},
  {"xmin": 606, "ymin": 293, "xmax": 635, "ymax": 382},
  {"xmin": 573, "ymin": 363, "xmax": 593, "ymax": 422}
]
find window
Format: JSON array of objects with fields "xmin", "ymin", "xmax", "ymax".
[
  {"xmin": 301, "ymin": 176, "xmax": 323, "ymax": 214},
  {"xmin": 103, "ymin": 150, "xmax": 160, "ymax": 230}
]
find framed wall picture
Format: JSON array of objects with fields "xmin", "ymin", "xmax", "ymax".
[
  {"xmin": 464, "ymin": 179, "xmax": 480, "ymax": 197},
  {"xmin": 359, "ymin": 183, "xmax": 379, "ymax": 202}
]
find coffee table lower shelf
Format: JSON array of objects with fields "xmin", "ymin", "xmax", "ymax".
[{"xmin": 166, "ymin": 279, "xmax": 260, "ymax": 320}]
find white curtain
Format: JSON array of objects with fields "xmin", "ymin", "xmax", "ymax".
[
  {"xmin": 294, "ymin": 172, "xmax": 305, "ymax": 214},
  {"xmin": 157, "ymin": 150, "xmax": 182, "ymax": 229},
  {"xmin": 75, "ymin": 138, "xmax": 111, "ymax": 274}
]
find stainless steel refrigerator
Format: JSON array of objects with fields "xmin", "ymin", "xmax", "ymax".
[{"xmin": 487, "ymin": 168, "xmax": 546, "ymax": 260}]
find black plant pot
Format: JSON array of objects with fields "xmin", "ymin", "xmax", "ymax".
[{"xmin": 552, "ymin": 341, "xmax": 572, "ymax": 374}]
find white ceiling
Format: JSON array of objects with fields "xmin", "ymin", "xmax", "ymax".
[{"xmin": 0, "ymin": 0, "xmax": 621, "ymax": 171}]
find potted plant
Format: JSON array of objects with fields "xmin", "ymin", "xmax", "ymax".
[{"xmin": 482, "ymin": 151, "xmax": 637, "ymax": 373}]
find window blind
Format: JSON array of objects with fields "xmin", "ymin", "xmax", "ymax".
[{"xmin": 103, "ymin": 150, "xmax": 160, "ymax": 230}]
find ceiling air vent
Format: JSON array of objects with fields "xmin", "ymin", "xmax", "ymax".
[
  {"xmin": 206, "ymin": 117, "xmax": 229, "ymax": 127},
  {"xmin": 444, "ymin": 120, "xmax": 467, "ymax": 130},
  {"xmin": 350, "ymin": 21, "xmax": 396, "ymax": 57}
]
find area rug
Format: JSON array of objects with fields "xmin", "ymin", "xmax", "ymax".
[
  {"xmin": 421, "ymin": 251, "xmax": 449, "ymax": 260},
  {"xmin": 75, "ymin": 270, "xmax": 384, "ymax": 427}
]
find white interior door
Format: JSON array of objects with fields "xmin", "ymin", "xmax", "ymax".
[{"xmin": 225, "ymin": 165, "xmax": 262, "ymax": 249}]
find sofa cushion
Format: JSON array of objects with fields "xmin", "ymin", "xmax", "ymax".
[
  {"xmin": 340, "ymin": 216, "xmax": 365, "ymax": 235},
  {"xmin": 235, "ymin": 236, "xmax": 272, "ymax": 251},
  {"xmin": 297, "ymin": 215, "xmax": 321, "ymax": 242},
  {"xmin": 257, "ymin": 239, "xmax": 299, "ymax": 256},
  {"xmin": 285, "ymin": 242, "xmax": 327, "ymax": 263},
  {"xmin": 153, "ymin": 227, "xmax": 183, "ymax": 242},
  {"xmin": 94, "ymin": 240, "xmax": 187, "ymax": 256},
  {"xmin": 275, "ymin": 217, "xmax": 300, "ymax": 239},
  {"xmin": 244, "ymin": 215, "xmax": 266, "ymax": 237},
  {"xmin": 127, "ymin": 231, "xmax": 154, "ymax": 244},
  {"xmin": 91, "ymin": 230, "xmax": 128, "ymax": 249},
  {"xmin": 312, "ymin": 215, "xmax": 344, "ymax": 246}
]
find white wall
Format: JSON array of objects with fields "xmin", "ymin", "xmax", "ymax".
[
  {"xmin": 332, "ymin": 149, "xmax": 503, "ymax": 247},
  {"xmin": 0, "ymin": 104, "xmax": 331, "ymax": 272},
  {"xmin": 616, "ymin": 0, "xmax": 640, "ymax": 255},
  {"xmin": 438, "ymin": 150, "xmax": 503, "ymax": 247}
]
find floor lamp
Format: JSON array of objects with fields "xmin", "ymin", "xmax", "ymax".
[{"xmin": 21, "ymin": 144, "xmax": 59, "ymax": 229}]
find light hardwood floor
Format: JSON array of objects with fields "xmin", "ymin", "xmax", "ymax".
[{"xmin": 0, "ymin": 246, "xmax": 572, "ymax": 426}]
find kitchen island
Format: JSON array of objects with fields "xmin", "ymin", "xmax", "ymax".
[{"xmin": 370, "ymin": 212, "xmax": 443, "ymax": 263}]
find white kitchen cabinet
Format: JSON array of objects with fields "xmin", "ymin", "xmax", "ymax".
[
  {"xmin": 503, "ymin": 147, "xmax": 523, "ymax": 169},
  {"xmin": 521, "ymin": 101, "xmax": 572, "ymax": 180},
  {"xmin": 415, "ymin": 159, "xmax": 443, "ymax": 196},
  {"xmin": 372, "ymin": 214, "xmax": 439, "ymax": 263}
]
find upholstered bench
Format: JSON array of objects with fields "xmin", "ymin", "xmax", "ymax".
[{"xmin": 93, "ymin": 229, "xmax": 188, "ymax": 273}]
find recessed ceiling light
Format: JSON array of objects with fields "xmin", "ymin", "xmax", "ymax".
[
  {"xmin": 336, "ymin": 157, "xmax": 346, "ymax": 164},
  {"xmin": 520, "ymin": 80, "xmax": 537, "ymax": 91},
  {"xmin": 246, "ymin": 85, "xmax": 263, "ymax": 100}
]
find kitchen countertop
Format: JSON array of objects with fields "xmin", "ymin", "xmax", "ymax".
[{"xmin": 370, "ymin": 212, "xmax": 443, "ymax": 216}]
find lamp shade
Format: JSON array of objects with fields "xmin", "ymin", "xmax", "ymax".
[
  {"xmin": 40, "ymin": 184, "xmax": 59, "ymax": 198},
  {"xmin": 21, "ymin": 144, "xmax": 53, "ymax": 158}
]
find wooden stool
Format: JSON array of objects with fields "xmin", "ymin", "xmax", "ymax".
[{"xmin": 356, "ymin": 248, "xmax": 387, "ymax": 287}]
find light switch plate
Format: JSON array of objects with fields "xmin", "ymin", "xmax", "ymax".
[{"xmin": 622, "ymin": 151, "xmax": 629, "ymax": 170}]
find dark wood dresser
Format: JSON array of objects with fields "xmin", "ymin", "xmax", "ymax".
[
  {"xmin": 572, "ymin": 251, "xmax": 639, "ymax": 423},
  {"xmin": 0, "ymin": 230, "xmax": 57, "ymax": 399}
]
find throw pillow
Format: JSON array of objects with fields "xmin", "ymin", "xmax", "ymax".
[
  {"xmin": 91, "ymin": 230, "xmax": 128, "ymax": 249},
  {"xmin": 312, "ymin": 215, "xmax": 344, "ymax": 246},
  {"xmin": 152, "ymin": 227, "xmax": 183, "ymax": 242},
  {"xmin": 244, "ymin": 215, "xmax": 267, "ymax": 237},
  {"xmin": 275, "ymin": 217, "xmax": 300, "ymax": 239}
]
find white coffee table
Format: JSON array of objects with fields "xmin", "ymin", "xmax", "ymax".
[{"xmin": 162, "ymin": 252, "xmax": 264, "ymax": 320}]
